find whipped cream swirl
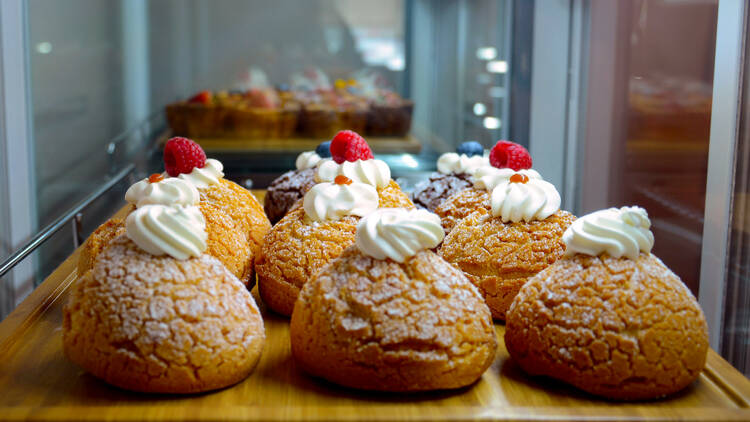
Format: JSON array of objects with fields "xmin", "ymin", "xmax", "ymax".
[
  {"xmin": 296, "ymin": 151, "xmax": 322, "ymax": 170},
  {"xmin": 125, "ymin": 205, "xmax": 207, "ymax": 260},
  {"xmin": 437, "ymin": 153, "xmax": 488, "ymax": 176},
  {"xmin": 356, "ymin": 208, "xmax": 444, "ymax": 263},
  {"xmin": 473, "ymin": 166, "xmax": 543, "ymax": 191},
  {"xmin": 177, "ymin": 158, "xmax": 224, "ymax": 189},
  {"xmin": 303, "ymin": 181, "xmax": 379, "ymax": 222},
  {"xmin": 315, "ymin": 159, "xmax": 391, "ymax": 189},
  {"xmin": 563, "ymin": 206, "xmax": 654, "ymax": 259},
  {"xmin": 490, "ymin": 174, "xmax": 561, "ymax": 223},
  {"xmin": 125, "ymin": 176, "xmax": 199, "ymax": 208}
]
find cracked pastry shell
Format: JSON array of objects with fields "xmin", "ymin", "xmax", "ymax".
[
  {"xmin": 256, "ymin": 180, "xmax": 414, "ymax": 316},
  {"xmin": 63, "ymin": 235, "xmax": 265, "ymax": 393},
  {"xmin": 77, "ymin": 179, "xmax": 270, "ymax": 288},
  {"xmin": 439, "ymin": 207, "xmax": 575, "ymax": 320},
  {"xmin": 434, "ymin": 187, "xmax": 489, "ymax": 235},
  {"xmin": 504, "ymin": 252, "xmax": 709, "ymax": 400},
  {"xmin": 290, "ymin": 247, "xmax": 497, "ymax": 392}
]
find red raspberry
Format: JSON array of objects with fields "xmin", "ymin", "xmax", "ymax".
[
  {"xmin": 330, "ymin": 130, "xmax": 374, "ymax": 164},
  {"xmin": 489, "ymin": 140, "xmax": 532, "ymax": 171},
  {"xmin": 188, "ymin": 90, "xmax": 211, "ymax": 105},
  {"xmin": 163, "ymin": 137, "xmax": 207, "ymax": 176}
]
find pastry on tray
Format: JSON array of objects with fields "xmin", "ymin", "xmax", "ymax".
[
  {"xmin": 165, "ymin": 89, "xmax": 299, "ymax": 139},
  {"xmin": 504, "ymin": 206, "xmax": 709, "ymax": 400},
  {"xmin": 78, "ymin": 138, "xmax": 270, "ymax": 288},
  {"xmin": 64, "ymin": 204, "xmax": 265, "ymax": 394},
  {"xmin": 297, "ymin": 90, "xmax": 368, "ymax": 138},
  {"xmin": 290, "ymin": 208, "xmax": 497, "ymax": 392},
  {"xmin": 412, "ymin": 141, "xmax": 488, "ymax": 211},
  {"xmin": 264, "ymin": 141, "xmax": 330, "ymax": 225},
  {"xmin": 256, "ymin": 176, "xmax": 380, "ymax": 316},
  {"xmin": 439, "ymin": 144, "xmax": 575, "ymax": 320},
  {"xmin": 313, "ymin": 130, "xmax": 413, "ymax": 208},
  {"xmin": 435, "ymin": 140, "xmax": 535, "ymax": 235},
  {"xmin": 257, "ymin": 133, "xmax": 412, "ymax": 316},
  {"xmin": 350, "ymin": 69, "xmax": 413, "ymax": 137}
]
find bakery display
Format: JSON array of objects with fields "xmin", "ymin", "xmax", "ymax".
[
  {"xmin": 412, "ymin": 141, "xmax": 488, "ymax": 211},
  {"xmin": 505, "ymin": 206, "xmax": 709, "ymax": 400},
  {"xmin": 257, "ymin": 132, "xmax": 413, "ymax": 316},
  {"xmin": 289, "ymin": 208, "xmax": 497, "ymax": 391},
  {"xmin": 63, "ymin": 204, "xmax": 265, "ymax": 393},
  {"xmin": 78, "ymin": 137, "xmax": 270, "ymax": 288},
  {"xmin": 166, "ymin": 69, "xmax": 413, "ymax": 140},
  {"xmin": 165, "ymin": 88, "xmax": 300, "ymax": 139},
  {"xmin": 264, "ymin": 141, "xmax": 330, "ymax": 224}
]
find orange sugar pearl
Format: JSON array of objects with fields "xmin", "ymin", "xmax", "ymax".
[
  {"xmin": 148, "ymin": 173, "xmax": 165, "ymax": 183},
  {"xmin": 509, "ymin": 173, "xmax": 529, "ymax": 184},
  {"xmin": 334, "ymin": 175, "xmax": 353, "ymax": 185}
]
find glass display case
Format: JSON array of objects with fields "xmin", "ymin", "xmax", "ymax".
[{"xmin": 0, "ymin": 0, "xmax": 748, "ymax": 410}]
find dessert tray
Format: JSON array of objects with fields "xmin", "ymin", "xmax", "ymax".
[
  {"xmin": 0, "ymin": 193, "xmax": 749, "ymax": 422},
  {"xmin": 156, "ymin": 133, "xmax": 422, "ymax": 155}
]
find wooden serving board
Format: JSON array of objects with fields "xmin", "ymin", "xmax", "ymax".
[{"xmin": 0, "ymin": 193, "xmax": 749, "ymax": 421}]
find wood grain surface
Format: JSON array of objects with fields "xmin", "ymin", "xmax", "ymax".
[{"xmin": 0, "ymin": 192, "xmax": 748, "ymax": 421}]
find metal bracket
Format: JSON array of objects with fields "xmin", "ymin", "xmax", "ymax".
[{"xmin": 71, "ymin": 213, "xmax": 83, "ymax": 248}]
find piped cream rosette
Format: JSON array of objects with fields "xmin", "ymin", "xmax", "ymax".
[
  {"xmin": 125, "ymin": 176, "xmax": 199, "ymax": 208},
  {"xmin": 125, "ymin": 204, "xmax": 208, "ymax": 260},
  {"xmin": 473, "ymin": 167, "xmax": 561, "ymax": 223},
  {"xmin": 303, "ymin": 180, "xmax": 379, "ymax": 222},
  {"xmin": 437, "ymin": 153, "xmax": 488, "ymax": 176},
  {"xmin": 356, "ymin": 208, "xmax": 444, "ymax": 263},
  {"xmin": 563, "ymin": 206, "xmax": 654, "ymax": 260},
  {"xmin": 176, "ymin": 158, "xmax": 224, "ymax": 189},
  {"xmin": 295, "ymin": 151, "xmax": 323, "ymax": 170},
  {"xmin": 473, "ymin": 166, "xmax": 543, "ymax": 191},
  {"xmin": 315, "ymin": 158, "xmax": 391, "ymax": 189}
]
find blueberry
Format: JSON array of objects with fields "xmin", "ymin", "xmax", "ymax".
[
  {"xmin": 457, "ymin": 141, "xmax": 483, "ymax": 157},
  {"xmin": 316, "ymin": 141, "xmax": 332, "ymax": 158}
]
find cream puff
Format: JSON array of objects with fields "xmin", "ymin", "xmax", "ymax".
[
  {"xmin": 439, "ymin": 165, "xmax": 575, "ymax": 320},
  {"xmin": 505, "ymin": 206, "xmax": 709, "ymax": 400},
  {"xmin": 64, "ymin": 203, "xmax": 265, "ymax": 393},
  {"xmin": 290, "ymin": 208, "xmax": 497, "ymax": 391}
]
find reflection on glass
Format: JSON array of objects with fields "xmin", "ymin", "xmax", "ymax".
[{"xmin": 620, "ymin": 0, "xmax": 717, "ymax": 295}]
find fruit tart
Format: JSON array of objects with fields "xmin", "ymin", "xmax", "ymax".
[{"xmin": 165, "ymin": 89, "xmax": 299, "ymax": 139}]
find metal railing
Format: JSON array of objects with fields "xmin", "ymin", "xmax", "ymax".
[
  {"xmin": 0, "ymin": 164, "xmax": 135, "ymax": 279},
  {"xmin": 0, "ymin": 111, "xmax": 165, "ymax": 280}
]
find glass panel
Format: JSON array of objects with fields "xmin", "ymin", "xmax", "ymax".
[
  {"xmin": 27, "ymin": 0, "xmax": 132, "ymax": 281},
  {"xmin": 724, "ymin": 21, "xmax": 750, "ymax": 376},
  {"xmin": 583, "ymin": 0, "xmax": 718, "ymax": 296},
  {"xmin": 12, "ymin": 1, "xmax": 737, "ymax": 357}
]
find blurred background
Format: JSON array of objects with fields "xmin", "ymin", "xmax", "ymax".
[{"xmin": 1, "ymin": 0, "xmax": 748, "ymax": 375}]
